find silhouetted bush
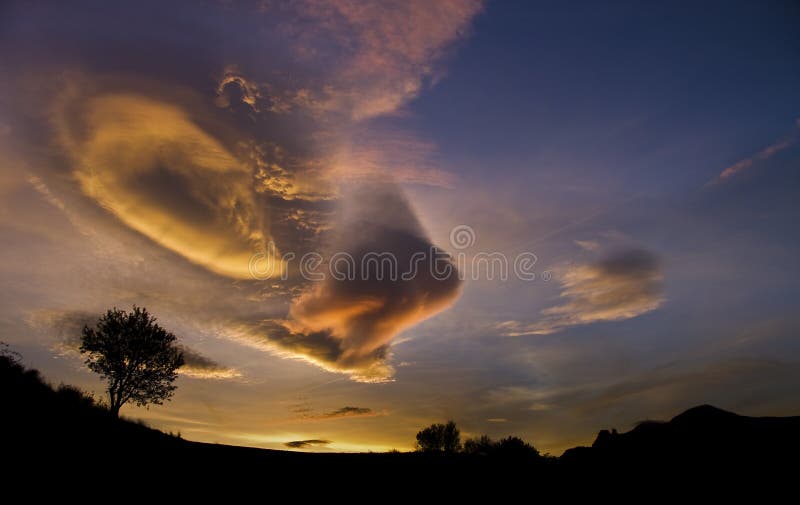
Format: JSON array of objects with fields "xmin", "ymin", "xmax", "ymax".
[
  {"xmin": 496, "ymin": 436, "xmax": 540, "ymax": 458},
  {"xmin": 56, "ymin": 383, "xmax": 96, "ymax": 409},
  {"xmin": 462, "ymin": 434, "xmax": 542, "ymax": 459},
  {"xmin": 463, "ymin": 434, "xmax": 496, "ymax": 455},
  {"xmin": 416, "ymin": 420, "xmax": 461, "ymax": 453}
]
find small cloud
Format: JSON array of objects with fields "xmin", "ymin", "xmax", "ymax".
[
  {"xmin": 709, "ymin": 118, "xmax": 799, "ymax": 185},
  {"xmin": 486, "ymin": 418, "xmax": 507, "ymax": 423},
  {"xmin": 315, "ymin": 406, "xmax": 380, "ymax": 420},
  {"xmin": 293, "ymin": 405, "xmax": 383, "ymax": 420},
  {"xmin": 28, "ymin": 175, "xmax": 66, "ymax": 211},
  {"xmin": 500, "ymin": 248, "xmax": 664, "ymax": 336},
  {"xmin": 574, "ymin": 239, "xmax": 600, "ymax": 252},
  {"xmin": 27, "ymin": 309, "xmax": 96, "ymax": 353},
  {"xmin": 318, "ymin": 406, "xmax": 373, "ymax": 418},
  {"xmin": 214, "ymin": 65, "xmax": 262, "ymax": 112},
  {"xmin": 177, "ymin": 346, "xmax": 242, "ymax": 380},
  {"xmin": 285, "ymin": 439, "xmax": 331, "ymax": 449}
]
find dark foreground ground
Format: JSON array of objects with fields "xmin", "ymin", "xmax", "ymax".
[{"xmin": 2, "ymin": 353, "xmax": 798, "ymax": 497}]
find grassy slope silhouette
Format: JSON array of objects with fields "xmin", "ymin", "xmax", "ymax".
[{"xmin": 2, "ymin": 352, "xmax": 798, "ymax": 490}]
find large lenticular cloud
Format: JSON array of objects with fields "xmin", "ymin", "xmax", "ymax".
[
  {"xmin": 275, "ymin": 185, "xmax": 461, "ymax": 380},
  {"xmin": 54, "ymin": 91, "xmax": 284, "ymax": 279}
]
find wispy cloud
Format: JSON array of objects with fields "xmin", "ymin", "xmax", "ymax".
[
  {"xmin": 29, "ymin": 309, "xmax": 242, "ymax": 380},
  {"xmin": 285, "ymin": 439, "xmax": 331, "ymax": 449},
  {"xmin": 178, "ymin": 346, "xmax": 242, "ymax": 380},
  {"xmin": 709, "ymin": 118, "xmax": 800, "ymax": 185},
  {"xmin": 485, "ymin": 359, "xmax": 800, "ymax": 419},
  {"xmin": 326, "ymin": 127, "xmax": 457, "ymax": 188},
  {"xmin": 285, "ymin": 0, "xmax": 484, "ymax": 120},
  {"xmin": 295, "ymin": 405, "xmax": 382, "ymax": 421},
  {"xmin": 574, "ymin": 239, "xmax": 601, "ymax": 252},
  {"xmin": 500, "ymin": 249, "xmax": 664, "ymax": 336}
]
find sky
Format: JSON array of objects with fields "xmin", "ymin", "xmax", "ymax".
[{"xmin": 1, "ymin": 0, "xmax": 799, "ymax": 454}]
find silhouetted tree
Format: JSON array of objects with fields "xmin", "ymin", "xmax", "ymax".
[
  {"xmin": 80, "ymin": 306, "xmax": 184, "ymax": 417},
  {"xmin": 496, "ymin": 436, "xmax": 540, "ymax": 458},
  {"xmin": 416, "ymin": 420, "xmax": 461, "ymax": 453}
]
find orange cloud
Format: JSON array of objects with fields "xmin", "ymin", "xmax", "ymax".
[
  {"xmin": 215, "ymin": 65, "xmax": 262, "ymax": 112},
  {"xmin": 287, "ymin": 0, "xmax": 484, "ymax": 120},
  {"xmin": 710, "ymin": 118, "xmax": 799, "ymax": 185},
  {"xmin": 283, "ymin": 185, "xmax": 462, "ymax": 376},
  {"xmin": 53, "ymin": 91, "xmax": 286, "ymax": 279},
  {"xmin": 230, "ymin": 185, "xmax": 462, "ymax": 382}
]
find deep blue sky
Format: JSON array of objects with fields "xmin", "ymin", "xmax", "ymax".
[{"xmin": 412, "ymin": 1, "xmax": 799, "ymax": 189}]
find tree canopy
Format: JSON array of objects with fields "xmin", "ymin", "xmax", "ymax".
[
  {"xmin": 416, "ymin": 420, "xmax": 461, "ymax": 453},
  {"xmin": 80, "ymin": 306, "xmax": 184, "ymax": 416}
]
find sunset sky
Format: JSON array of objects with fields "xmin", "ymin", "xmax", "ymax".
[{"xmin": 1, "ymin": 0, "xmax": 799, "ymax": 454}]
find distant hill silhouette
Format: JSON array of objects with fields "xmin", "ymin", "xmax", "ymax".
[
  {"xmin": 561, "ymin": 404, "xmax": 800, "ymax": 472},
  {"xmin": 2, "ymin": 352, "xmax": 797, "ymax": 495}
]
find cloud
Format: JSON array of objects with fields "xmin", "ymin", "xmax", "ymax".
[
  {"xmin": 709, "ymin": 118, "xmax": 799, "ymax": 185},
  {"xmin": 53, "ymin": 91, "xmax": 285, "ymax": 280},
  {"xmin": 208, "ymin": 0, "xmax": 484, "ymax": 125},
  {"xmin": 275, "ymin": 184, "xmax": 462, "ymax": 380},
  {"xmin": 284, "ymin": 0, "xmax": 484, "ymax": 120},
  {"xmin": 326, "ymin": 127, "xmax": 457, "ymax": 188},
  {"xmin": 574, "ymin": 239, "xmax": 601, "ymax": 252},
  {"xmin": 285, "ymin": 439, "xmax": 331, "ymax": 449},
  {"xmin": 297, "ymin": 406, "xmax": 381, "ymax": 420},
  {"xmin": 214, "ymin": 65, "xmax": 263, "ymax": 112},
  {"xmin": 318, "ymin": 406, "xmax": 373, "ymax": 418},
  {"xmin": 177, "ymin": 346, "xmax": 242, "ymax": 380},
  {"xmin": 27, "ymin": 176, "xmax": 66, "ymax": 211},
  {"xmin": 500, "ymin": 249, "xmax": 663, "ymax": 335},
  {"xmin": 28, "ymin": 310, "xmax": 96, "ymax": 352}
]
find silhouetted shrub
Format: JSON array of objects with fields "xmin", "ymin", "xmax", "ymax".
[
  {"xmin": 463, "ymin": 435, "xmax": 496, "ymax": 455},
  {"xmin": 56, "ymin": 384, "xmax": 96, "ymax": 409},
  {"xmin": 416, "ymin": 421, "xmax": 461, "ymax": 453},
  {"xmin": 0, "ymin": 341, "xmax": 21, "ymax": 366},
  {"xmin": 496, "ymin": 436, "xmax": 540, "ymax": 458},
  {"xmin": 462, "ymin": 434, "xmax": 541, "ymax": 459}
]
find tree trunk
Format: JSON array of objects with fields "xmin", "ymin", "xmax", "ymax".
[{"xmin": 109, "ymin": 403, "xmax": 121, "ymax": 417}]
